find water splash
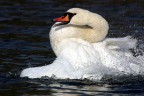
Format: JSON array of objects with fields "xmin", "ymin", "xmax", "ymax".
[{"xmin": 20, "ymin": 36, "xmax": 144, "ymax": 81}]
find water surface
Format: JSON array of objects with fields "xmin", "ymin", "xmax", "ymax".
[{"xmin": 0, "ymin": 0, "xmax": 144, "ymax": 95}]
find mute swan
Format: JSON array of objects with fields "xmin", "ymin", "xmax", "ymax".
[{"xmin": 20, "ymin": 8, "xmax": 144, "ymax": 80}]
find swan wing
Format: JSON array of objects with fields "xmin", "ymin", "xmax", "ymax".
[
  {"xmin": 58, "ymin": 38, "xmax": 101, "ymax": 69},
  {"xmin": 20, "ymin": 38, "xmax": 103, "ymax": 79}
]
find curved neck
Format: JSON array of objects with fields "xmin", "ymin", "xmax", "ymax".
[{"xmin": 87, "ymin": 13, "xmax": 109, "ymax": 42}]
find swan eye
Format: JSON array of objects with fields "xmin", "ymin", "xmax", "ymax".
[
  {"xmin": 64, "ymin": 12, "xmax": 76, "ymax": 16},
  {"xmin": 64, "ymin": 12, "xmax": 76, "ymax": 19},
  {"xmin": 63, "ymin": 12, "xmax": 76, "ymax": 22}
]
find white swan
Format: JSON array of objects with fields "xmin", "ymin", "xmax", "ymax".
[{"xmin": 20, "ymin": 8, "xmax": 144, "ymax": 80}]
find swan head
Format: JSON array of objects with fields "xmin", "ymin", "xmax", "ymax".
[
  {"xmin": 53, "ymin": 8, "xmax": 90, "ymax": 26},
  {"xmin": 67, "ymin": 8, "xmax": 91, "ymax": 25},
  {"xmin": 53, "ymin": 8, "xmax": 109, "ymax": 32}
]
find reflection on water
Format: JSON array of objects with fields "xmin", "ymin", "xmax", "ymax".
[
  {"xmin": 1, "ymin": 77, "xmax": 144, "ymax": 96},
  {"xmin": 0, "ymin": 0, "xmax": 144, "ymax": 95}
]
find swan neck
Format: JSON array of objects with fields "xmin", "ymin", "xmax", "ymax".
[{"xmin": 88, "ymin": 13, "xmax": 109, "ymax": 34}]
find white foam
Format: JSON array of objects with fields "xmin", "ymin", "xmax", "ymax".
[{"xmin": 20, "ymin": 36, "xmax": 144, "ymax": 80}]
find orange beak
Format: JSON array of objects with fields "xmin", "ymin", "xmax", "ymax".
[{"xmin": 53, "ymin": 15, "xmax": 69, "ymax": 22}]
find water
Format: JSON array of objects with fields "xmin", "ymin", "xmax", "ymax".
[{"xmin": 0, "ymin": 0, "xmax": 144, "ymax": 95}]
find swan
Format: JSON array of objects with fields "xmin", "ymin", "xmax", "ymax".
[{"xmin": 20, "ymin": 8, "xmax": 144, "ymax": 80}]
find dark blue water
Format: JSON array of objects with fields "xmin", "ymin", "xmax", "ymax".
[{"xmin": 0, "ymin": 0, "xmax": 144, "ymax": 95}]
